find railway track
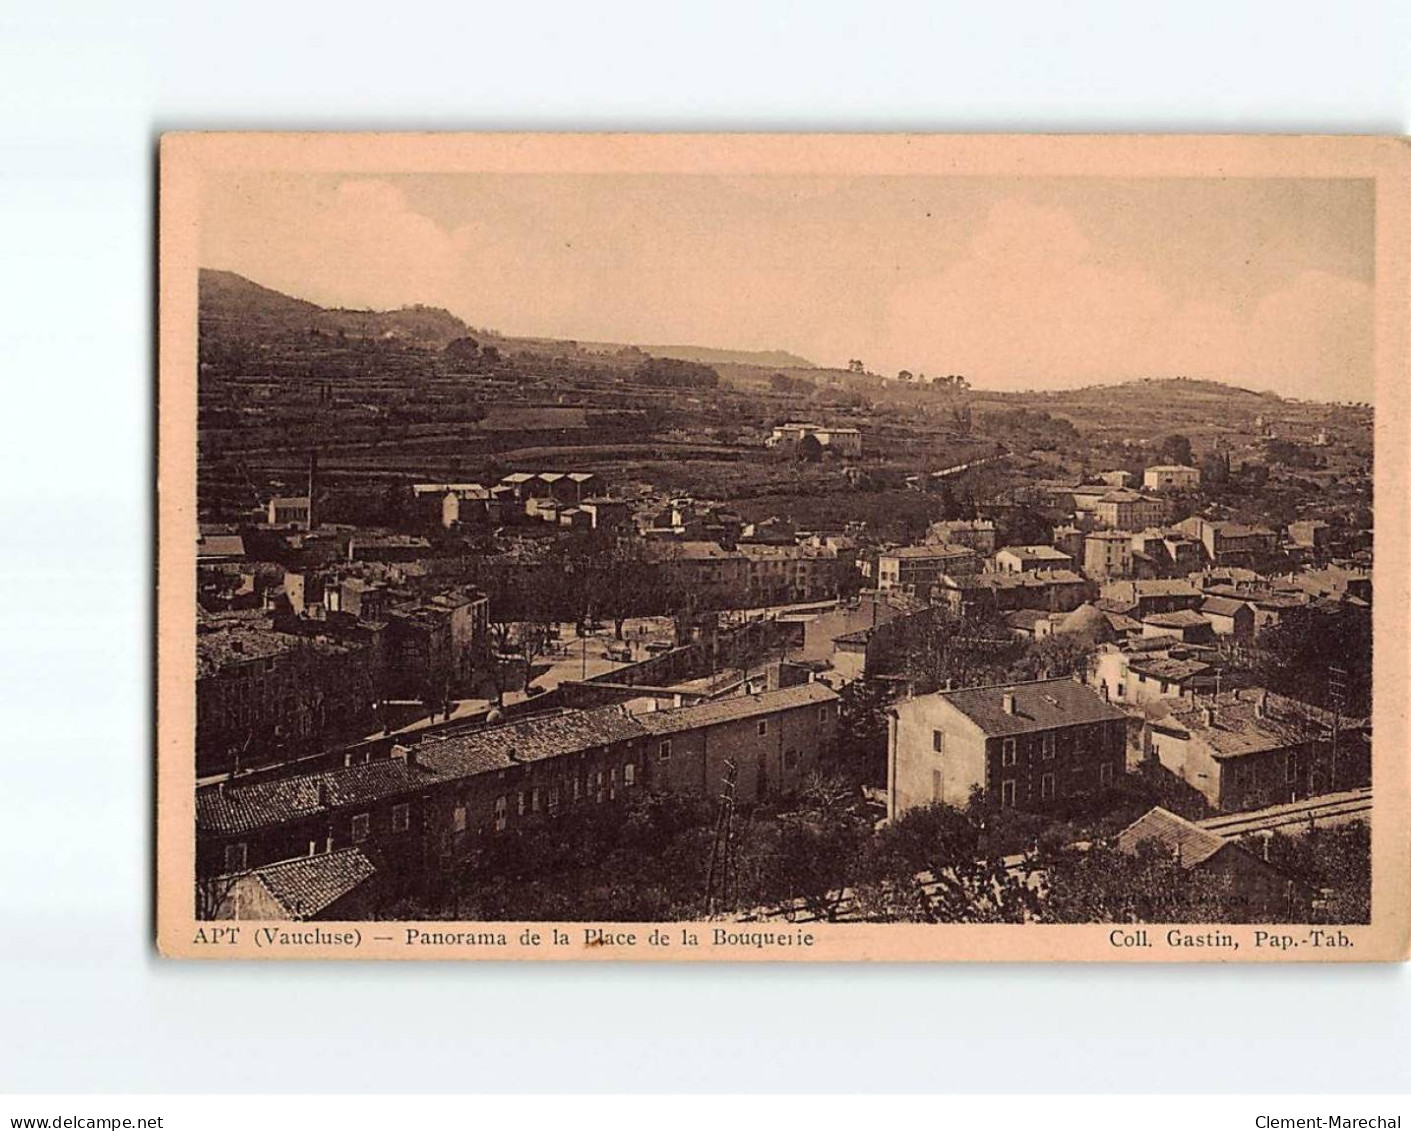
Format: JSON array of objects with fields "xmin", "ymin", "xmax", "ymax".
[{"xmin": 1196, "ymin": 788, "xmax": 1372, "ymax": 840}]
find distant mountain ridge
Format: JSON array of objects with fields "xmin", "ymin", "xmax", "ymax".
[
  {"xmin": 617, "ymin": 343, "xmax": 816, "ymax": 369},
  {"xmin": 199, "ymin": 269, "xmax": 470, "ymax": 346}
]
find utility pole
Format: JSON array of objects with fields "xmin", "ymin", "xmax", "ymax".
[
  {"xmin": 1327, "ymin": 665, "xmax": 1347, "ymax": 794},
  {"xmin": 704, "ymin": 759, "xmax": 739, "ymax": 917}
]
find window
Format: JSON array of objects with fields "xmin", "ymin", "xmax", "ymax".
[
  {"xmin": 1042, "ymin": 733, "xmax": 1056, "ymax": 760},
  {"xmin": 453, "ymin": 804, "xmax": 467, "ymax": 833},
  {"xmin": 531, "ymin": 787, "xmax": 541, "ymax": 813},
  {"xmin": 572, "ymin": 775, "xmax": 582, "ymax": 801},
  {"xmin": 1286, "ymin": 754, "xmax": 1298, "ymax": 784},
  {"xmin": 493, "ymin": 796, "xmax": 507, "ymax": 832},
  {"xmin": 658, "ymin": 740, "xmax": 672, "ymax": 763},
  {"xmin": 932, "ymin": 769, "xmax": 943, "ymax": 801},
  {"xmin": 784, "ymin": 749, "xmax": 799, "ymax": 770},
  {"xmin": 391, "ymin": 803, "xmax": 410, "ymax": 833},
  {"xmin": 1001, "ymin": 738, "xmax": 1017, "ymax": 767},
  {"xmin": 1099, "ymin": 763, "xmax": 1114, "ymax": 788},
  {"xmin": 1001, "ymin": 779, "xmax": 1016, "ymax": 808},
  {"xmin": 609, "ymin": 767, "xmax": 618, "ymax": 800},
  {"xmin": 818, "ymin": 705, "xmax": 829, "ymax": 724},
  {"xmin": 757, "ymin": 719, "xmax": 768, "ymax": 737},
  {"xmin": 517, "ymin": 791, "xmax": 526, "ymax": 816},
  {"xmin": 224, "ymin": 842, "xmax": 247, "ymax": 872},
  {"xmin": 1041, "ymin": 773, "xmax": 1056, "ymax": 800},
  {"xmin": 932, "ymin": 729, "xmax": 946, "ymax": 754},
  {"xmin": 351, "ymin": 813, "xmax": 370, "ymax": 843},
  {"xmin": 624, "ymin": 763, "xmax": 636, "ymax": 786}
]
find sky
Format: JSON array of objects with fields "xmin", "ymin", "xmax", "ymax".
[{"xmin": 200, "ymin": 173, "xmax": 1376, "ymax": 402}]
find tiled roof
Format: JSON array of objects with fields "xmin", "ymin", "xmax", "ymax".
[
  {"xmin": 946, "ymin": 569, "xmax": 1087, "ymax": 591},
  {"xmin": 1129, "ymin": 657, "xmax": 1209, "ymax": 683},
  {"xmin": 197, "ymin": 759, "xmax": 433, "ymax": 834},
  {"xmin": 1215, "ymin": 522, "xmax": 1277, "ymax": 539},
  {"xmin": 416, "ymin": 706, "xmax": 646, "ymax": 778},
  {"xmin": 637, "ymin": 681, "xmax": 838, "ymax": 736},
  {"xmin": 998, "ymin": 544, "xmax": 1071, "ymax": 560},
  {"xmin": 197, "ymin": 534, "xmax": 246, "ymax": 559},
  {"xmin": 1117, "ymin": 807, "xmax": 1227, "ymax": 868},
  {"xmin": 1143, "ymin": 610, "xmax": 1211, "ymax": 629},
  {"xmin": 1104, "ymin": 579, "xmax": 1201, "ymax": 601},
  {"xmin": 738, "ymin": 543, "xmax": 836, "ymax": 560},
  {"xmin": 654, "ymin": 541, "xmax": 738, "ymax": 561},
  {"xmin": 936, "ymin": 678, "xmax": 1128, "ymax": 738},
  {"xmin": 199, "ymin": 686, "xmax": 840, "ymax": 836},
  {"xmin": 249, "ymin": 848, "xmax": 377, "ymax": 918},
  {"xmin": 1201, "ymin": 596, "xmax": 1250, "ymax": 618},
  {"xmin": 885, "ymin": 543, "xmax": 977, "ymax": 560},
  {"xmin": 1159, "ymin": 691, "xmax": 1348, "ymax": 760}
]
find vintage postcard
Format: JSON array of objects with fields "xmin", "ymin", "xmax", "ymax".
[{"xmin": 157, "ymin": 134, "xmax": 1410, "ymax": 961}]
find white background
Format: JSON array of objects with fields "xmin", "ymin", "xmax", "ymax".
[{"xmin": 2, "ymin": 0, "xmax": 1409, "ymax": 1095}]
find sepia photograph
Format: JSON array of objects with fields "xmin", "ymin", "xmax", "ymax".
[{"xmin": 157, "ymin": 134, "xmax": 1409, "ymax": 960}]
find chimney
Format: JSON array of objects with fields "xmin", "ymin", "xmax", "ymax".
[
  {"xmin": 1002, "ymin": 691, "xmax": 1017, "ymax": 715},
  {"xmin": 1201, "ymin": 705, "xmax": 1216, "ymax": 727}
]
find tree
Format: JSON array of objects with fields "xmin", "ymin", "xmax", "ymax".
[
  {"xmin": 855, "ymin": 802, "xmax": 1037, "ymax": 923},
  {"xmin": 885, "ymin": 606, "xmax": 1022, "ymax": 694},
  {"xmin": 797, "ymin": 432, "xmax": 824, "ymax": 463},
  {"xmin": 381, "ymin": 481, "xmax": 415, "ymax": 529},
  {"xmin": 443, "ymin": 336, "xmax": 480, "ymax": 365},
  {"xmin": 1159, "ymin": 433, "xmax": 1194, "ymax": 467},
  {"xmin": 1039, "ymin": 840, "xmax": 1236, "ymax": 923},
  {"xmin": 757, "ymin": 801, "xmax": 865, "ymax": 922},
  {"xmin": 1253, "ymin": 821, "xmax": 1370, "ymax": 924},
  {"xmin": 835, "ymin": 678, "xmax": 894, "ymax": 788}
]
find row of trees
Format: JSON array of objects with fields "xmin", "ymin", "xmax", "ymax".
[{"xmin": 413, "ymin": 773, "xmax": 1366, "ymax": 926}]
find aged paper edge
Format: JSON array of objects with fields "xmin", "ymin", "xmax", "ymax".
[{"xmin": 156, "ymin": 133, "xmax": 1411, "ymax": 962}]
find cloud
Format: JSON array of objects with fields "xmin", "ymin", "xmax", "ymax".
[
  {"xmin": 879, "ymin": 198, "xmax": 1373, "ymax": 401},
  {"xmin": 206, "ymin": 178, "xmax": 466, "ymax": 315}
]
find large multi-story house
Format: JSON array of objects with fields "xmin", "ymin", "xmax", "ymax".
[
  {"xmin": 1142, "ymin": 464, "xmax": 1201, "ymax": 492},
  {"xmin": 1082, "ymin": 531, "xmax": 1134, "ymax": 580},
  {"xmin": 936, "ymin": 570, "xmax": 1097, "ymax": 618},
  {"xmin": 649, "ymin": 541, "xmax": 750, "ymax": 608},
  {"xmin": 887, "ymin": 677, "xmax": 1130, "ymax": 818},
  {"xmin": 1177, "ymin": 517, "xmax": 1279, "ymax": 567},
  {"xmin": 1092, "ymin": 489, "xmax": 1169, "ymax": 531},
  {"xmin": 738, "ymin": 543, "xmax": 841, "ymax": 605},
  {"xmin": 925, "ymin": 519, "xmax": 998, "ymax": 555},
  {"xmin": 195, "ymin": 610, "xmax": 379, "ymax": 777},
  {"xmin": 995, "ymin": 545, "xmax": 1074, "ymax": 574},
  {"xmin": 766, "ymin": 422, "xmax": 863, "ymax": 456},
  {"xmin": 196, "ymin": 682, "xmax": 841, "ymax": 912},
  {"xmin": 1142, "ymin": 688, "xmax": 1370, "ymax": 811},
  {"xmin": 876, "ymin": 544, "xmax": 982, "ymax": 593}
]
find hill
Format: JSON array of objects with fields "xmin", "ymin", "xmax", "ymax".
[
  {"xmin": 630, "ymin": 344, "xmax": 816, "ymax": 369},
  {"xmin": 199, "ymin": 268, "xmax": 469, "ymax": 347}
]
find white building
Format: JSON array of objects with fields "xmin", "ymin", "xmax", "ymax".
[{"xmin": 1143, "ymin": 465, "xmax": 1201, "ymax": 492}]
